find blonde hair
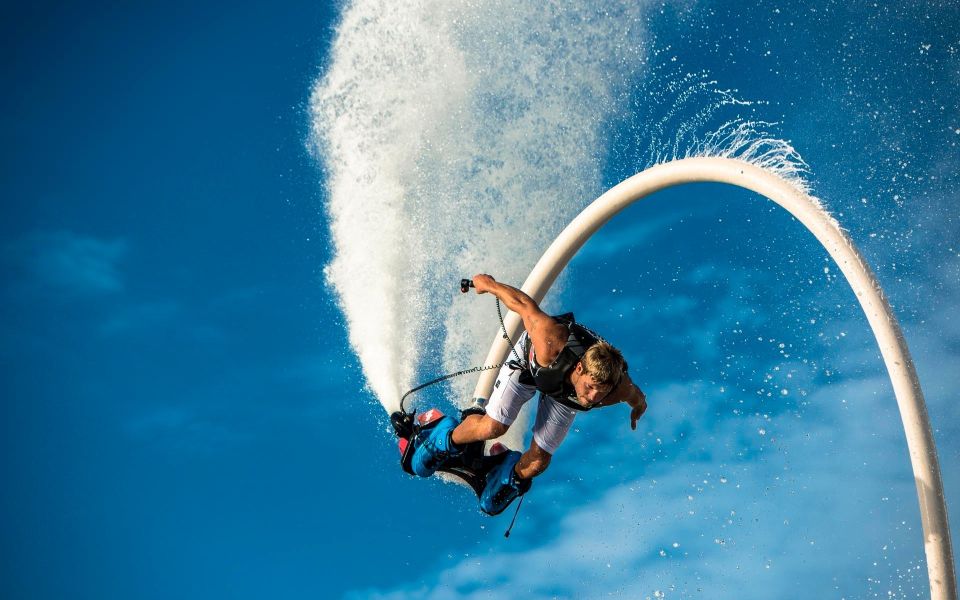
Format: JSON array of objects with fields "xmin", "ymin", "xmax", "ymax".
[{"xmin": 580, "ymin": 341, "xmax": 626, "ymax": 386}]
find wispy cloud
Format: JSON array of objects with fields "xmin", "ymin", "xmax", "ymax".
[{"xmin": 4, "ymin": 230, "xmax": 127, "ymax": 296}]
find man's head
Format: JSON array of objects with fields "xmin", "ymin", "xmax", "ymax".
[
  {"xmin": 570, "ymin": 341, "xmax": 627, "ymax": 407},
  {"xmin": 581, "ymin": 341, "xmax": 626, "ymax": 386}
]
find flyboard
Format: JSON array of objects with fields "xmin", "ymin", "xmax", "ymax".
[
  {"xmin": 390, "ymin": 278, "xmax": 520, "ymax": 517},
  {"xmin": 391, "ymin": 406, "xmax": 513, "ymax": 511}
]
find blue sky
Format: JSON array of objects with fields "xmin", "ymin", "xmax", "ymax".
[{"xmin": 3, "ymin": 1, "xmax": 958, "ymax": 599}]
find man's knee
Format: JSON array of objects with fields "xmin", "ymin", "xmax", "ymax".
[
  {"xmin": 478, "ymin": 416, "xmax": 509, "ymax": 439},
  {"xmin": 453, "ymin": 414, "xmax": 509, "ymax": 445}
]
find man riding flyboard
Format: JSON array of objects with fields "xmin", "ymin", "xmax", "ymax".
[{"xmin": 409, "ymin": 274, "xmax": 648, "ymax": 516}]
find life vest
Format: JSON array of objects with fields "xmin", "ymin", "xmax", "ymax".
[{"xmin": 520, "ymin": 313, "xmax": 602, "ymax": 412}]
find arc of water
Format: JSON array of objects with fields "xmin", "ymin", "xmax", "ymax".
[{"xmin": 472, "ymin": 157, "xmax": 956, "ymax": 600}]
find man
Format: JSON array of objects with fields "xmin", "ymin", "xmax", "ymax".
[{"xmin": 412, "ymin": 274, "xmax": 648, "ymax": 515}]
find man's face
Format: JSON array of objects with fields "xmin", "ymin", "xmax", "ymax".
[{"xmin": 572, "ymin": 363, "xmax": 613, "ymax": 407}]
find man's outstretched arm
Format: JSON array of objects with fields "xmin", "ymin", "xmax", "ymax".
[{"xmin": 596, "ymin": 371, "xmax": 647, "ymax": 430}]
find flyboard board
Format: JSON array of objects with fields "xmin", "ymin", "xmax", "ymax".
[
  {"xmin": 389, "ymin": 278, "xmax": 523, "ymax": 518},
  {"xmin": 391, "ymin": 407, "xmax": 513, "ymax": 511}
]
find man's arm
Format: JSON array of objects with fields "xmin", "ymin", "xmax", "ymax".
[
  {"xmin": 472, "ymin": 274, "xmax": 568, "ymax": 364},
  {"xmin": 595, "ymin": 371, "xmax": 647, "ymax": 430}
]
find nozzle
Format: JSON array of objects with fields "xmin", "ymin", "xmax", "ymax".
[
  {"xmin": 390, "ymin": 411, "xmax": 415, "ymax": 439},
  {"xmin": 460, "ymin": 278, "xmax": 474, "ymax": 293}
]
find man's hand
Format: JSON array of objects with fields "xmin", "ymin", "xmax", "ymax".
[
  {"xmin": 472, "ymin": 273, "xmax": 496, "ymax": 294},
  {"xmin": 629, "ymin": 388, "xmax": 647, "ymax": 431}
]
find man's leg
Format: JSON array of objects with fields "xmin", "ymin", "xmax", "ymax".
[
  {"xmin": 451, "ymin": 414, "xmax": 508, "ymax": 445},
  {"xmin": 520, "ymin": 394, "xmax": 577, "ymax": 478},
  {"xmin": 479, "ymin": 399, "xmax": 572, "ymax": 514},
  {"xmin": 515, "ymin": 439, "xmax": 552, "ymax": 479},
  {"xmin": 453, "ymin": 344, "xmax": 537, "ymax": 446}
]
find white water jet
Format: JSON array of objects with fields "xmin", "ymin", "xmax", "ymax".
[{"xmin": 309, "ymin": 1, "xmax": 651, "ymax": 413}]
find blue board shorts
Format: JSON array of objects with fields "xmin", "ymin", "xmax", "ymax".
[{"xmin": 484, "ymin": 332, "xmax": 577, "ymax": 455}]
